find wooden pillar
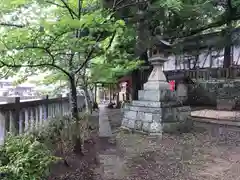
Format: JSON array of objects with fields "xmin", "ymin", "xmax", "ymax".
[
  {"xmin": 116, "ymin": 92, "xmax": 120, "ymax": 106},
  {"xmin": 109, "ymin": 83, "xmax": 112, "ymax": 103},
  {"xmin": 94, "ymin": 83, "xmax": 97, "ymax": 102}
]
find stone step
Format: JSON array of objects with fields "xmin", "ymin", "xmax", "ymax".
[
  {"xmin": 138, "ymin": 89, "xmax": 177, "ymax": 101},
  {"xmin": 130, "ymin": 100, "xmax": 184, "ymax": 108},
  {"xmin": 124, "ymin": 104, "xmax": 161, "ymax": 113},
  {"xmin": 192, "ymin": 116, "xmax": 240, "ymax": 127},
  {"xmin": 192, "ymin": 118, "xmax": 240, "ymax": 138},
  {"xmin": 132, "ymin": 100, "xmax": 161, "ymax": 107}
]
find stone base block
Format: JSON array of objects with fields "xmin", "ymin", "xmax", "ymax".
[
  {"xmin": 122, "ymin": 104, "xmax": 191, "ymax": 134},
  {"xmin": 217, "ymin": 99, "xmax": 236, "ymax": 110},
  {"xmin": 121, "ymin": 117, "xmax": 162, "ymax": 135},
  {"xmin": 163, "ymin": 118, "xmax": 193, "ymax": 133},
  {"xmin": 162, "ymin": 106, "xmax": 191, "ymax": 123}
]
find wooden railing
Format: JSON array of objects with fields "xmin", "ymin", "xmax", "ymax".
[
  {"xmin": 0, "ymin": 95, "xmax": 85, "ymax": 144},
  {"xmin": 165, "ymin": 67, "xmax": 240, "ymax": 80}
]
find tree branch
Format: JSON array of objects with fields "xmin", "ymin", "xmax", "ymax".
[
  {"xmin": 0, "ymin": 41, "xmax": 71, "ymax": 77},
  {"xmin": 115, "ymin": 1, "xmax": 147, "ymax": 11},
  {"xmin": 74, "ymin": 28, "xmax": 117, "ymax": 75},
  {"xmin": 0, "ymin": 22, "xmax": 25, "ymax": 28},
  {"xmin": 74, "ymin": 34, "xmax": 103, "ymax": 74},
  {"xmin": 168, "ymin": 13, "xmax": 240, "ymax": 40},
  {"xmin": 45, "ymin": 0, "xmax": 65, "ymax": 8},
  {"xmin": 59, "ymin": 0, "xmax": 79, "ymax": 19},
  {"xmin": 0, "ymin": 68, "xmax": 11, "ymax": 79},
  {"xmin": 46, "ymin": 30, "xmax": 72, "ymax": 48},
  {"xmin": 0, "ymin": 59, "xmax": 71, "ymax": 78},
  {"xmin": 106, "ymin": 31, "xmax": 116, "ymax": 50}
]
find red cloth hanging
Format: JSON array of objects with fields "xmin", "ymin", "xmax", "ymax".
[{"xmin": 169, "ymin": 80, "xmax": 175, "ymax": 91}]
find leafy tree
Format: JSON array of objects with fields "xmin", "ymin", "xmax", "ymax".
[
  {"xmin": 106, "ymin": 0, "xmax": 240, "ymax": 68},
  {"xmin": 0, "ymin": 0, "xmax": 139, "ymax": 153}
]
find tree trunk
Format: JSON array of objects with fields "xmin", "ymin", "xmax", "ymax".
[
  {"xmin": 69, "ymin": 76, "xmax": 83, "ymax": 155},
  {"xmin": 224, "ymin": 1, "xmax": 233, "ymax": 68},
  {"xmin": 131, "ymin": 70, "xmax": 141, "ymax": 100},
  {"xmin": 83, "ymin": 85, "xmax": 92, "ymax": 114},
  {"xmin": 223, "ymin": 44, "xmax": 231, "ymax": 68},
  {"xmin": 82, "ymin": 66, "xmax": 92, "ymax": 114}
]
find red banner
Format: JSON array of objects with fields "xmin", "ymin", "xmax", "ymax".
[{"xmin": 169, "ymin": 80, "xmax": 175, "ymax": 91}]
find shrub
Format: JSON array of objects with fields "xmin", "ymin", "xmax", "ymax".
[
  {"xmin": 32, "ymin": 114, "xmax": 92, "ymax": 152},
  {"xmin": 0, "ymin": 134, "xmax": 59, "ymax": 180}
]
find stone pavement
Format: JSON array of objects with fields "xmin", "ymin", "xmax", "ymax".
[
  {"xmin": 191, "ymin": 109, "xmax": 240, "ymax": 120},
  {"xmin": 97, "ymin": 105, "xmax": 125, "ymax": 180},
  {"xmin": 98, "ymin": 105, "xmax": 113, "ymax": 137}
]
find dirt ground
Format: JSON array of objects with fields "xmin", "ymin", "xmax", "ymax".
[
  {"xmin": 112, "ymin": 129, "xmax": 240, "ymax": 180},
  {"xmin": 48, "ymin": 109, "xmax": 240, "ymax": 180}
]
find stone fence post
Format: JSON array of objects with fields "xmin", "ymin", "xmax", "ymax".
[
  {"xmin": 43, "ymin": 95, "xmax": 49, "ymax": 120},
  {"xmin": 57, "ymin": 94, "xmax": 63, "ymax": 115},
  {"xmin": 7, "ymin": 97, "xmax": 20, "ymax": 135}
]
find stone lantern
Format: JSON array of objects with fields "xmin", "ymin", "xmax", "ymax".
[
  {"xmin": 144, "ymin": 38, "xmax": 172, "ymax": 90},
  {"xmin": 121, "ymin": 37, "xmax": 192, "ymax": 135}
]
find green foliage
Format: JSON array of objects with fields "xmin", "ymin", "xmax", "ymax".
[
  {"xmin": 0, "ymin": 0, "xmax": 140, "ymax": 123},
  {"xmin": 90, "ymin": 24, "xmax": 143, "ymax": 83},
  {"xmin": 0, "ymin": 0, "xmax": 139, "ymax": 99},
  {"xmin": 0, "ymin": 134, "xmax": 58, "ymax": 180},
  {"xmin": 32, "ymin": 116, "xmax": 72, "ymax": 146}
]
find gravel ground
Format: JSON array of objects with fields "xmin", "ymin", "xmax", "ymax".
[
  {"xmin": 96, "ymin": 108, "xmax": 240, "ymax": 180},
  {"xmin": 48, "ymin": 108, "xmax": 240, "ymax": 180},
  {"xmin": 112, "ymin": 129, "xmax": 240, "ymax": 180}
]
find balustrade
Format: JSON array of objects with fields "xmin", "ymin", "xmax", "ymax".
[{"xmin": 0, "ymin": 95, "xmax": 85, "ymax": 145}]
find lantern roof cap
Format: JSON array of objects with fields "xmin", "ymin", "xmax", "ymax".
[{"xmin": 150, "ymin": 35, "xmax": 172, "ymax": 50}]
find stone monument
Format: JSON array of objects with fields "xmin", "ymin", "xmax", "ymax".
[{"xmin": 121, "ymin": 37, "xmax": 192, "ymax": 135}]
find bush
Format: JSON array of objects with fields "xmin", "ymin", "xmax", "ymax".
[
  {"xmin": 0, "ymin": 134, "xmax": 59, "ymax": 180},
  {"xmin": 33, "ymin": 114, "xmax": 92, "ymax": 151},
  {"xmin": 0, "ymin": 113, "xmax": 93, "ymax": 180}
]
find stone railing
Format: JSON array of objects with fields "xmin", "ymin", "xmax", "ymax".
[
  {"xmin": 0, "ymin": 96, "xmax": 41, "ymax": 103},
  {"xmin": 0, "ymin": 95, "xmax": 85, "ymax": 144},
  {"xmin": 165, "ymin": 67, "xmax": 240, "ymax": 80}
]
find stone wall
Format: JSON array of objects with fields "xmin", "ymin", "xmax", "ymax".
[
  {"xmin": 189, "ymin": 80, "xmax": 240, "ymax": 107},
  {"xmin": 122, "ymin": 89, "xmax": 192, "ymax": 134}
]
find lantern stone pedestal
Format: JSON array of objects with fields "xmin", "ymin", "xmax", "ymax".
[{"xmin": 121, "ymin": 42, "xmax": 192, "ymax": 135}]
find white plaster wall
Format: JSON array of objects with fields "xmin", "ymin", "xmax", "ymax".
[
  {"xmin": 233, "ymin": 46, "xmax": 240, "ymax": 65},
  {"xmin": 163, "ymin": 45, "xmax": 240, "ymax": 70}
]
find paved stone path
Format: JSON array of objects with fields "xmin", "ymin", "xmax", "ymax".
[
  {"xmin": 97, "ymin": 105, "xmax": 125, "ymax": 180},
  {"xmin": 98, "ymin": 105, "xmax": 113, "ymax": 137}
]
